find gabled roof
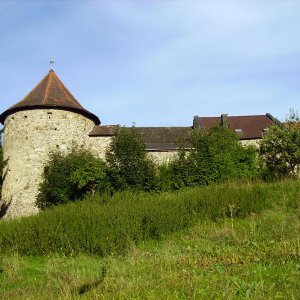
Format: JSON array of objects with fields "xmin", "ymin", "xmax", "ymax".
[
  {"xmin": 194, "ymin": 114, "xmax": 276, "ymax": 139},
  {"xmin": 0, "ymin": 70, "xmax": 100, "ymax": 125},
  {"xmin": 89, "ymin": 126, "xmax": 192, "ymax": 150}
]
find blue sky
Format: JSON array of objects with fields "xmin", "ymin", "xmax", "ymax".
[{"xmin": 0, "ymin": 0, "xmax": 299, "ymax": 126}]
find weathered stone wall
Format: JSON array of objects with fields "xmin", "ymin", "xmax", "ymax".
[
  {"xmin": 1, "ymin": 109, "xmax": 96, "ymax": 219},
  {"xmin": 87, "ymin": 136, "xmax": 179, "ymax": 165},
  {"xmin": 240, "ymin": 139, "xmax": 260, "ymax": 148},
  {"xmin": 87, "ymin": 136, "xmax": 112, "ymax": 160},
  {"xmin": 147, "ymin": 151, "xmax": 178, "ymax": 165}
]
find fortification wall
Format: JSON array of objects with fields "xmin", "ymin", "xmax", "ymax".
[
  {"xmin": 240, "ymin": 139, "xmax": 260, "ymax": 147},
  {"xmin": 87, "ymin": 136, "xmax": 112, "ymax": 160},
  {"xmin": 147, "ymin": 151, "xmax": 178, "ymax": 164},
  {"xmin": 1, "ymin": 109, "xmax": 95, "ymax": 219},
  {"xmin": 87, "ymin": 136, "xmax": 179, "ymax": 164}
]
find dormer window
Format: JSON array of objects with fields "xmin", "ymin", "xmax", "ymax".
[
  {"xmin": 235, "ymin": 128, "xmax": 243, "ymax": 134},
  {"xmin": 262, "ymin": 128, "xmax": 269, "ymax": 135}
]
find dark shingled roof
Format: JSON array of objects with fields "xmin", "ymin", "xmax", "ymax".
[
  {"xmin": 0, "ymin": 70, "xmax": 100, "ymax": 125},
  {"xmin": 194, "ymin": 114, "xmax": 275, "ymax": 140},
  {"xmin": 89, "ymin": 126, "xmax": 193, "ymax": 150},
  {"xmin": 89, "ymin": 125, "xmax": 118, "ymax": 136},
  {"xmin": 137, "ymin": 127, "xmax": 192, "ymax": 150}
]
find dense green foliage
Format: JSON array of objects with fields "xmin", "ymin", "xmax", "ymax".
[
  {"xmin": 1, "ymin": 200, "xmax": 300, "ymax": 299},
  {"xmin": 106, "ymin": 126, "xmax": 157, "ymax": 191},
  {"xmin": 37, "ymin": 126, "xmax": 158, "ymax": 209},
  {"xmin": 161, "ymin": 125, "xmax": 259, "ymax": 190},
  {"xmin": 36, "ymin": 124, "xmax": 261, "ymax": 209},
  {"xmin": 260, "ymin": 113, "xmax": 300, "ymax": 179},
  {"xmin": 36, "ymin": 148, "xmax": 109, "ymax": 209},
  {"xmin": 1, "ymin": 180, "xmax": 299, "ymax": 256},
  {"xmin": 188, "ymin": 125, "xmax": 259, "ymax": 183}
]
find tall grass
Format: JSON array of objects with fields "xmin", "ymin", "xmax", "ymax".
[{"xmin": 0, "ymin": 180, "xmax": 299, "ymax": 256}]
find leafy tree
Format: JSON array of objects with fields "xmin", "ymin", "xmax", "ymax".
[
  {"xmin": 158, "ymin": 145, "xmax": 195, "ymax": 190},
  {"xmin": 260, "ymin": 111, "xmax": 300, "ymax": 179},
  {"xmin": 37, "ymin": 148, "xmax": 110, "ymax": 209},
  {"xmin": 190, "ymin": 124, "xmax": 258, "ymax": 184},
  {"xmin": 106, "ymin": 126, "xmax": 157, "ymax": 191},
  {"xmin": 157, "ymin": 149, "xmax": 185, "ymax": 191},
  {"xmin": 168, "ymin": 124, "xmax": 259, "ymax": 188}
]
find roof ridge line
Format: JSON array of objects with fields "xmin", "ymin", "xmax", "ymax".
[
  {"xmin": 43, "ymin": 71, "xmax": 53, "ymax": 104},
  {"xmin": 200, "ymin": 114, "xmax": 266, "ymax": 118}
]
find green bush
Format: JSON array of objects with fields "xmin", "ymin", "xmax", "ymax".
[
  {"xmin": 190, "ymin": 125, "xmax": 259, "ymax": 184},
  {"xmin": 260, "ymin": 111, "xmax": 300, "ymax": 179},
  {"xmin": 0, "ymin": 180, "xmax": 299, "ymax": 256},
  {"xmin": 36, "ymin": 148, "xmax": 110, "ymax": 209},
  {"xmin": 106, "ymin": 126, "xmax": 157, "ymax": 191},
  {"xmin": 157, "ymin": 147, "xmax": 194, "ymax": 190},
  {"xmin": 161, "ymin": 125, "xmax": 259, "ymax": 190}
]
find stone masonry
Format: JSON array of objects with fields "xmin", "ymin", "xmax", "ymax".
[{"xmin": 1, "ymin": 109, "xmax": 96, "ymax": 218}]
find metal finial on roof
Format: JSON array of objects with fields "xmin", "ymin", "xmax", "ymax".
[{"xmin": 50, "ymin": 60, "xmax": 55, "ymax": 70}]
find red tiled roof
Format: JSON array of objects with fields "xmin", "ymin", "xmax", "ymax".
[
  {"xmin": 0, "ymin": 70, "xmax": 100, "ymax": 125},
  {"xmin": 195, "ymin": 114, "xmax": 275, "ymax": 139}
]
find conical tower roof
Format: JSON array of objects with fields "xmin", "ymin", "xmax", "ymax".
[{"xmin": 0, "ymin": 70, "xmax": 100, "ymax": 125}]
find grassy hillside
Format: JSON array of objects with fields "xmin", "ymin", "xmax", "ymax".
[
  {"xmin": 0, "ymin": 180, "xmax": 299, "ymax": 299},
  {"xmin": 1, "ymin": 180, "xmax": 299, "ymax": 256},
  {"xmin": 0, "ymin": 203, "xmax": 299, "ymax": 299}
]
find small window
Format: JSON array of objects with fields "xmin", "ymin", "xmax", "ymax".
[
  {"xmin": 262, "ymin": 128, "xmax": 269, "ymax": 135},
  {"xmin": 235, "ymin": 128, "xmax": 243, "ymax": 134}
]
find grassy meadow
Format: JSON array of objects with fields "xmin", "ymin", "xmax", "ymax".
[{"xmin": 0, "ymin": 180, "xmax": 300, "ymax": 299}]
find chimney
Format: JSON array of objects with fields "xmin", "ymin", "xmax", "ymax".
[
  {"xmin": 193, "ymin": 115, "xmax": 201, "ymax": 129},
  {"xmin": 221, "ymin": 114, "xmax": 228, "ymax": 127}
]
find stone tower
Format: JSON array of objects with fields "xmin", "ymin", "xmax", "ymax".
[{"xmin": 0, "ymin": 70, "xmax": 100, "ymax": 219}]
